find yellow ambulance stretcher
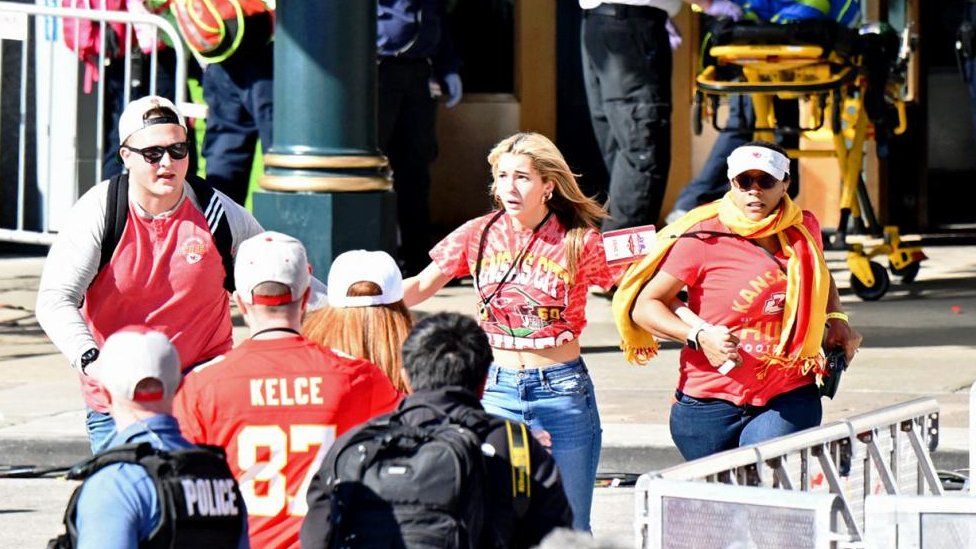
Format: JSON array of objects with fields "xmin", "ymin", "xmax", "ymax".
[{"xmin": 692, "ymin": 20, "xmax": 926, "ymax": 300}]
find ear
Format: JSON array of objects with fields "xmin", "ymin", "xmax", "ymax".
[
  {"xmin": 300, "ymin": 287, "xmax": 312, "ymax": 312},
  {"xmin": 544, "ymin": 179, "xmax": 556, "ymax": 195}
]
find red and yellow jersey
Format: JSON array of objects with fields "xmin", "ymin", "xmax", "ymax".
[
  {"xmin": 430, "ymin": 211, "xmax": 621, "ymax": 351},
  {"xmin": 173, "ymin": 336, "xmax": 401, "ymax": 549},
  {"xmin": 660, "ymin": 212, "xmax": 824, "ymax": 406}
]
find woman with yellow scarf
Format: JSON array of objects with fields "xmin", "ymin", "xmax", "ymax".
[{"xmin": 612, "ymin": 141, "xmax": 862, "ymax": 460}]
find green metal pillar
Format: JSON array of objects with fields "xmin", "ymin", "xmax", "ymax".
[{"xmin": 254, "ymin": 0, "xmax": 395, "ymax": 276}]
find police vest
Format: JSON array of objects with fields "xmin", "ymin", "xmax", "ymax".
[{"xmin": 48, "ymin": 442, "xmax": 244, "ymax": 549}]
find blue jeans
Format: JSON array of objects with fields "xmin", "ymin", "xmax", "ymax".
[
  {"xmin": 481, "ymin": 359, "xmax": 601, "ymax": 532},
  {"xmin": 85, "ymin": 407, "xmax": 116, "ymax": 454},
  {"xmin": 669, "ymin": 383, "xmax": 822, "ymax": 461}
]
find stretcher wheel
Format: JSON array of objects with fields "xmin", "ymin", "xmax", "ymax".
[
  {"xmin": 890, "ymin": 260, "xmax": 920, "ymax": 283},
  {"xmin": 851, "ymin": 261, "xmax": 890, "ymax": 301}
]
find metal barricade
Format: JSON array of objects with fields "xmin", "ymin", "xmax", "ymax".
[
  {"xmin": 638, "ymin": 479, "xmax": 845, "ymax": 549},
  {"xmin": 864, "ymin": 495, "xmax": 976, "ymax": 548},
  {"xmin": 0, "ymin": 1, "xmax": 186, "ymax": 245},
  {"xmin": 636, "ymin": 398, "xmax": 942, "ymax": 547}
]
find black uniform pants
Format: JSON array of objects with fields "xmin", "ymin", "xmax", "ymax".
[
  {"xmin": 581, "ymin": 5, "xmax": 672, "ymax": 230},
  {"xmin": 378, "ymin": 57, "xmax": 438, "ymax": 275}
]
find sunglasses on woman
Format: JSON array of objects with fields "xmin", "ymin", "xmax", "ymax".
[
  {"xmin": 123, "ymin": 141, "xmax": 190, "ymax": 164},
  {"xmin": 732, "ymin": 172, "xmax": 780, "ymax": 191}
]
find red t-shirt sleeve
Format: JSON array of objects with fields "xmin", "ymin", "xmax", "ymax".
[
  {"xmin": 172, "ymin": 377, "xmax": 206, "ymax": 443},
  {"xmin": 429, "ymin": 217, "xmax": 482, "ymax": 279},
  {"xmin": 658, "ymin": 229, "xmax": 705, "ymax": 287},
  {"xmin": 579, "ymin": 230, "xmax": 623, "ymax": 291}
]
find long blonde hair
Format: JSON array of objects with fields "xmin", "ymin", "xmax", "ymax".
[
  {"xmin": 487, "ymin": 132, "xmax": 608, "ymax": 278},
  {"xmin": 301, "ymin": 281, "xmax": 413, "ymax": 392}
]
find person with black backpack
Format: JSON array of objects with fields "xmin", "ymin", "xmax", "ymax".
[
  {"xmin": 300, "ymin": 312, "xmax": 573, "ymax": 549},
  {"xmin": 48, "ymin": 326, "xmax": 248, "ymax": 548},
  {"xmin": 34, "ymin": 95, "xmax": 326, "ymax": 454}
]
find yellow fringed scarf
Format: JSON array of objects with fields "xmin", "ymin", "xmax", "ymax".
[{"xmin": 611, "ymin": 193, "xmax": 830, "ymax": 376}]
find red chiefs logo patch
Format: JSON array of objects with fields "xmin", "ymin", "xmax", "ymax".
[
  {"xmin": 180, "ymin": 236, "xmax": 207, "ymax": 265},
  {"xmin": 763, "ymin": 292, "xmax": 786, "ymax": 315}
]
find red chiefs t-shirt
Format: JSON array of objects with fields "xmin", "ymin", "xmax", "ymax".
[
  {"xmin": 659, "ymin": 212, "xmax": 823, "ymax": 406},
  {"xmin": 430, "ymin": 212, "xmax": 621, "ymax": 350},
  {"xmin": 173, "ymin": 336, "xmax": 402, "ymax": 549},
  {"xmin": 82, "ymin": 199, "xmax": 232, "ymax": 412}
]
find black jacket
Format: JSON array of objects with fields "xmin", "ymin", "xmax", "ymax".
[{"xmin": 299, "ymin": 387, "xmax": 573, "ymax": 548}]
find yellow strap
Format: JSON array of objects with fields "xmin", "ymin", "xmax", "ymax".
[{"xmin": 505, "ymin": 421, "xmax": 531, "ymax": 499}]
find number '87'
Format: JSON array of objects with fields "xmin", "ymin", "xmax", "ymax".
[{"xmin": 236, "ymin": 424, "xmax": 337, "ymax": 516}]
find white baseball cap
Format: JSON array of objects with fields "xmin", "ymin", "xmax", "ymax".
[
  {"xmin": 727, "ymin": 145, "xmax": 790, "ymax": 181},
  {"xmin": 90, "ymin": 327, "xmax": 182, "ymax": 402},
  {"xmin": 235, "ymin": 231, "xmax": 312, "ymax": 306},
  {"xmin": 118, "ymin": 95, "xmax": 187, "ymax": 145},
  {"xmin": 327, "ymin": 250, "xmax": 404, "ymax": 308}
]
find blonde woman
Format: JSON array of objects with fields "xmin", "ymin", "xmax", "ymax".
[
  {"xmin": 403, "ymin": 132, "xmax": 622, "ymax": 531},
  {"xmin": 303, "ymin": 250, "xmax": 413, "ymax": 393}
]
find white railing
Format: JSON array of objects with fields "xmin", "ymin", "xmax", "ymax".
[
  {"xmin": 864, "ymin": 494, "xmax": 976, "ymax": 548},
  {"xmin": 0, "ymin": 1, "xmax": 187, "ymax": 245},
  {"xmin": 638, "ymin": 478, "xmax": 845, "ymax": 549},
  {"xmin": 636, "ymin": 397, "xmax": 942, "ymax": 547}
]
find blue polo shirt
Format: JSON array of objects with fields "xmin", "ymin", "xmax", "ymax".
[{"xmin": 74, "ymin": 414, "xmax": 248, "ymax": 549}]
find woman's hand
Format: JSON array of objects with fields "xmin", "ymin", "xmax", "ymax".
[
  {"xmin": 825, "ymin": 319, "xmax": 863, "ymax": 365},
  {"xmin": 697, "ymin": 326, "xmax": 742, "ymax": 369}
]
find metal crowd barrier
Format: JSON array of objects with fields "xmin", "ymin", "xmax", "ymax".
[
  {"xmin": 0, "ymin": 1, "xmax": 186, "ymax": 245},
  {"xmin": 864, "ymin": 494, "xmax": 976, "ymax": 548},
  {"xmin": 642, "ymin": 479, "xmax": 845, "ymax": 549},
  {"xmin": 635, "ymin": 397, "xmax": 942, "ymax": 547}
]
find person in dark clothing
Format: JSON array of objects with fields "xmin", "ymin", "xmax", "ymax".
[
  {"xmin": 300, "ymin": 312, "xmax": 573, "ymax": 549},
  {"xmin": 377, "ymin": 0, "xmax": 462, "ymax": 276}
]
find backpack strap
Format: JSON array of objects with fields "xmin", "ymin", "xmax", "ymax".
[
  {"xmin": 99, "ymin": 173, "xmax": 130, "ymax": 274},
  {"xmin": 503, "ymin": 421, "xmax": 532, "ymax": 517},
  {"xmin": 97, "ymin": 175, "xmax": 236, "ymax": 292},
  {"xmin": 66, "ymin": 442, "xmax": 155, "ymax": 481},
  {"xmin": 186, "ymin": 176, "xmax": 236, "ymax": 292}
]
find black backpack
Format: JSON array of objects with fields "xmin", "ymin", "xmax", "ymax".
[
  {"xmin": 99, "ymin": 173, "xmax": 236, "ymax": 291},
  {"xmin": 323, "ymin": 404, "xmax": 531, "ymax": 549},
  {"xmin": 48, "ymin": 442, "xmax": 245, "ymax": 549}
]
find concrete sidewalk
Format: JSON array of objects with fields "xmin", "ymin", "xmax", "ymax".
[{"xmin": 1, "ymin": 247, "xmax": 975, "ymax": 474}]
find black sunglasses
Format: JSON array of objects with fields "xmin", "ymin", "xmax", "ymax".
[
  {"xmin": 732, "ymin": 172, "xmax": 780, "ymax": 190},
  {"xmin": 123, "ymin": 141, "xmax": 190, "ymax": 164}
]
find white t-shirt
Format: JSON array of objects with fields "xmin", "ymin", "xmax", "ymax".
[{"xmin": 579, "ymin": 0, "xmax": 683, "ymax": 17}]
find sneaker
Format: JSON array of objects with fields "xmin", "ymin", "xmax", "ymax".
[{"xmin": 665, "ymin": 209, "xmax": 688, "ymax": 225}]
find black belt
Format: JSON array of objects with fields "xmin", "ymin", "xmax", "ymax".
[{"xmin": 584, "ymin": 3, "xmax": 668, "ymax": 21}]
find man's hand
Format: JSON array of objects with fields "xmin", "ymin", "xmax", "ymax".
[
  {"xmin": 698, "ymin": 325, "xmax": 742, "ymax": 369},
  {"xmin": 701, "ymin": 0, "xmax": 743, "ymax": 20},
  {"xmin": 666, "ymin": 19, "xmax": 682, "ymax": 51},
  {"xmin": 825, "ymin": 318, "xmax": 863, "ymax": 365},
  {"xmin": 443, "ymin": 73, "xmax": 463, "ymax": 108}
]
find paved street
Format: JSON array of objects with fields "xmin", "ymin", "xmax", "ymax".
[{"xmin": 1, "ymin": 245, "xmax": 974, "ymax": 545}]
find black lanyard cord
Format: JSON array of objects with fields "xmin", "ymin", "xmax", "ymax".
[
  {"xmin": 474, "ymin": 210, "xmax": 553, "ymax": 312},
  {"xmin": 251, "ymin": 327, "xmax": 301, "ymax": 339}
]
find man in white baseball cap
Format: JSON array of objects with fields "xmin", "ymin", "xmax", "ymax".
[
  {"xmin": 36, "ymin": 95, "xmax": 323, "ymax": 453},
  {"xmin": 174, "ymin": 232, "xmax": 400, "ymax": 547}
]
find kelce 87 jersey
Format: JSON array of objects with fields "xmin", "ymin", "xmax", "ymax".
[{"xmin": 173, "ymin": 336, "xmax": 402, "ymax": 549}]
